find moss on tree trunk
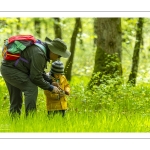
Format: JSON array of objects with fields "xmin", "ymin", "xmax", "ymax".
[{"xmin": 89, "ymin": 18, "xmax": 122, "ymax": 88}]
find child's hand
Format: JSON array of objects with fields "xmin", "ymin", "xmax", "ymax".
[
  {"xmin": 59, "ymin": 91, "xmax": 65, "ymax": 97},
  {"xmin": 52, "ymin": 82, "xmax": 59, "ymax": 87},
  {"xmin": 52, "ymin": 86, "xmax": 60, "ymax": 93},
  {"xmin": 65, "ymin": 91, "xmax": 70, "ymax": 95}
]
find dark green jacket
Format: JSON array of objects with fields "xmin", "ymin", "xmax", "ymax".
[{"xmin": 1, "ymin": 43, "xmax": 53, "ymax": 91}]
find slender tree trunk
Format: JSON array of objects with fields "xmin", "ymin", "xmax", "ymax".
[
  {"xmin": 78, "ymin": 18, "xmax": 84, "ymax": 51},
  {"xmin": 64, "ymin": 18, "xmax": 81, "ymax": 81},
  {"xmin": 16, "ymin": 18, "xmax": 20, "ymax": 34},
  {"xmin": 53, "ymin": 18, "xmax": 62, "ymax": 39},
  {"xmin": 34, "ymin": 18, "xmax": 41, "ymax": 38},
  {"xmin": 44, "ymin": 19, "xmax": 53, "ymax": 38},
  {"xmin": 88, "ymin": 18, "xmax": 122, "ymax": 88},
  {"xmin": 128, "ymin": 18, "xmax": 144, "ymax": 85},
  {"xmin": 93, "ymin": 18, "xmax": 98, "ymax": 48}
]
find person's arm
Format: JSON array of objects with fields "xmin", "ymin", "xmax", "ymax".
[
  {"xmin": 42, "ymin": 71, "xmax": 52, "ymax": 84},
  {"xmin": 29, "ymin": 47, "xmax": 60, "ymax": 93},
  {"xmin": 29, "ymin": 48, "xmax": 53, "ymax": 91}
]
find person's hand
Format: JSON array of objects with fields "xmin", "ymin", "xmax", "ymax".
[
  {"xmin": 59, "ymin": 91, "xmax": 65, "ymax": 97},
  {"xmin": 65, "ymin": 91, "xmax": 70, "ymax": 95},
  {"xmin": 52, "ymin": 86, "xmax": 60, "ymax": 93},
  {"xmin": 52, "ymin": 82, "xmax": 59, "ymax": 87}
]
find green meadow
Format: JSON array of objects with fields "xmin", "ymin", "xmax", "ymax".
[{"xmin": 1, "ymin": 76, "xmax": 150, "ymax": 132}]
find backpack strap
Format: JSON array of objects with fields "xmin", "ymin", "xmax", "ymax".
[
  {"xmin": 14, "ymin": 57, "xmax": 29, "ymax": 67},
  {"xmin": 34, "ymin": 43, "xmax": 46, "ymax": 54},
  {"xmin": 14, "ymin": 42, "xmax": 46, "ymax": 67}
]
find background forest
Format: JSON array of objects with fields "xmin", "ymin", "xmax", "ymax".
[
  {"xmin": 1, "ymin": 18, "xmax": 150, "ymax": 82},
  {"xmin": 1, "ymin": 17, "xmax": 150, "ymax": 132}
]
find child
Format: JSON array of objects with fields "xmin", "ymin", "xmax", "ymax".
[{"xmin": 44, "ymin": 60, "xmax": 70, "ymax": 117}]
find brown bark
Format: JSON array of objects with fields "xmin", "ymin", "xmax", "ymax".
[
  {"xmin": 34, "ymin": 18, "xmax": 41, "ymax": 38},
  {"xmin": 128, "ymin": 18, "xmax": 144, "ymax": 85},
  {"xmin": 64, "ymin": 18, "xmax": 81, "ymax": 81},
  {"xmin": 16, "ymin": 18, "xmax": 20, "ymax": 34},
  {"xmin": 53, "ymin": 18, "xmax": 62, "ymax": 39},
  {"xmin": 88, "ymin": 18, "xmax": 122, "ymax": 88}
]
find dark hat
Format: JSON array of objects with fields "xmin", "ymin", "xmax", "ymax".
[
  {"xmin": 50, "ymin": 60, "xmax": 64, "ymax": 74},
  {"xmin": 45, "ymin": 37, "xmax": 71, "ymax": 58}
]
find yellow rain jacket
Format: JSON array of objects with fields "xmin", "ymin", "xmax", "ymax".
[{"xmin": 44, "ymin": 75, "xmax": 70, "ymax": 111}]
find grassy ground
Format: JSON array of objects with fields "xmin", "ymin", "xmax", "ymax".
[
  {"xmin": 1, "ymin": 109, "xmax": 150, "ymax": 132},
  {"xmin": 1, "ymin": 76, "xmax": 150, "ymax": 132}
]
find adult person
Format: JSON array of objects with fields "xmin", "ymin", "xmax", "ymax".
[{"xmin": 1, "ymin": 37, "xmax": 71, "ymax": 116}]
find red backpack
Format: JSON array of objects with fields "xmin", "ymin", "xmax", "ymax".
[{"xmin": 2, "ymin": 35, "xmax": 38, "ymax": 61}]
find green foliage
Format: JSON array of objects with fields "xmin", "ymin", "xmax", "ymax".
[
  {"xmin": 88, "ymin": 52, "xmax": 122, "ymax": 88},
  {"xmin": 1, "ymin": 76, "xmax": 150, "ymax": 132},
  {"xmin": 68, "ymin": 76, "xmax": 150, "ymax": 129}
]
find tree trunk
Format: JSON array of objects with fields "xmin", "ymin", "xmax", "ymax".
[
  {"xmin": 64, "ymin": 18, "xmax": 81, "ymax": 81},
  {"xmin": 53, "ymin": 18, "xmax": 62, "ymax": 39},
  {"xmin": 88, "ymin": 18, "xmax": 122, "ymax": 88},
  {"xmin": 128, "ymin": 18, "xmax": 144, "ymax": 85},
  {"xmin": 78, "ymin": 18, "xmax": 84, "ymax": 51},
  {"xmin": 93, "ymin": 18, "xmax": 98, "ymax": 48},
  {"xmin": 34, "ymin": 18, "xmax": 41, "ymax": 38},
  {"xmin": 16, "ymin": 18, "xmax": 20, "ymax": 34}
]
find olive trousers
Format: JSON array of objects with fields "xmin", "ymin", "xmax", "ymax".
[{"xmin": 1, "ymin": 65, "xmax": 38, "ymax": 116}]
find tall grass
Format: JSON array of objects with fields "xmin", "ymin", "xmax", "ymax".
[
  {"xmin": 1, "ymin": 109, "xmax": 150, "ymax": 132},
  {"xmin": 1, "ymin": 76, "xmax": 150, "ymax": 132}
]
